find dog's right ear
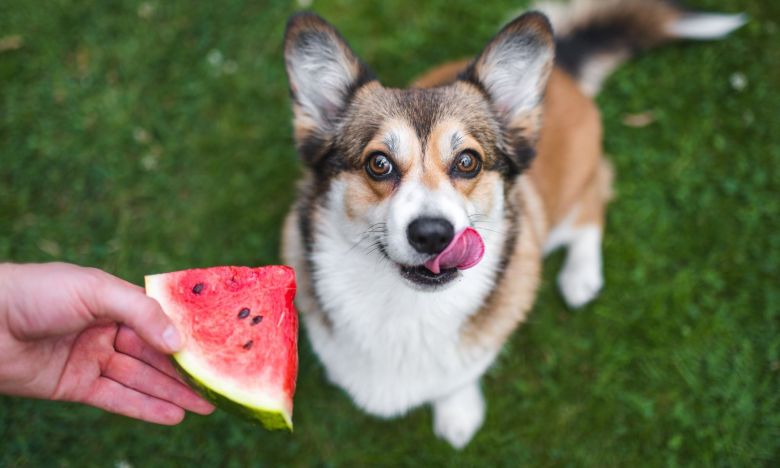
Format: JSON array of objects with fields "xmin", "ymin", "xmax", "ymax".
[{"xmin": 284, "ymin": 13, "xmax": 375, "ymax": 163}]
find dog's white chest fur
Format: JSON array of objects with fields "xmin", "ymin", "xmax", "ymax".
[{"xmin": 302, "ymin": 207, "xmax": 505, "ymax": 418}]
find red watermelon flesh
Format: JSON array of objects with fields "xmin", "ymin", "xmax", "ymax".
[{"xmin": 145, "ymin": 266, "xmax": 297, "ymax": 430}]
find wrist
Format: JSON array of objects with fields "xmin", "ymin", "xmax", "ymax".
[
  {"xmin": 0, "ymin": 263, "xmax": 19, "ymax": 396},
  {"xmin": 0, "ymin": 263, "xmax": 14, "ymax": 316}
]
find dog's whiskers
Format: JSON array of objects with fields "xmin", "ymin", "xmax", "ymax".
[
  {"xmin": 346, "ymin": 223, "xmax": 388, "ymax": 255},
  {"xmin": 469, "ymin": 214, "xmax": 508, "ymax": 236}
]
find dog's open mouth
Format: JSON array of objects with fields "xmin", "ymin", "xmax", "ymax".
[
  {"xmin": 399, "ymin": 264, "xmax": 459, "ymax": 287},
  {"xmin": 397, "ymin": 227, "xmax": 486, "ymax": 288}
]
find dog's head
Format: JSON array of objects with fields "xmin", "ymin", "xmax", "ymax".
[{"xmin": 284, "ymin": 12, "xmax": 553, "ymax": 290}]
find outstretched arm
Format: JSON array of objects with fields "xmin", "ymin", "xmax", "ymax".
[{"xmin": 0, "ymin": 262, "xmax": 214, "ymax": 424}]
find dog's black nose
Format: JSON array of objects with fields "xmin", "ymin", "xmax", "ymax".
[{"xmin": 407, "ymin": 217, "xmax": 455, "ymax": 255}]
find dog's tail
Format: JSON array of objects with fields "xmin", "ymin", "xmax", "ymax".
[{"xmin": 534, "ymin": 0, "xmax": 746, "ymax": 96}]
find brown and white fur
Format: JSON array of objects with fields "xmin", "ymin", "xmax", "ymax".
[{"xmin": 280, "ymin": 0, "xmax": 745, "ymax": 449}]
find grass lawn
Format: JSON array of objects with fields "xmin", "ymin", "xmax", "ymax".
[{"xmin": 1, "ymin": 0, "xmax": 778, "ymax": 466}]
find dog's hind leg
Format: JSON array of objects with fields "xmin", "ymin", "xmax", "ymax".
[
  {"xmin": 545, "ymin": 159, "xmax": 614, "ymax": 309},
  {"xmin": 557, "ymin": 222, "xmax": 603, "ymax": 309}
]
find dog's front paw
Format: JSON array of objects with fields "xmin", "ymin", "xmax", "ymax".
[
  {"xmin": 558, "ymin": 256, "xmax": 603, "ymax": 308},
  {"xmin": 433, "ymin": 383, "xmax": 485, "ymax": 449}
]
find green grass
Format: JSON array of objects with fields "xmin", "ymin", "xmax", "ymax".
[{"xmin": 1, "ymin": 0, "xmax": 779, "ymax": 466}]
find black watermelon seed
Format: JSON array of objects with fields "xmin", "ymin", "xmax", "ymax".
[
  {"xmin": 192, "ymin": 283, "xmax": 204, "ymax": 294},
  {"xmin": 251, "ymin": 315, "xmax": 263, "ymax": 325},
  {"xmin": 238, "ymin": 308, "xmax": 250, "ymax": 319},
  {"xmin": 243, "ymin": 340, "xmax": 253, "ymax": 350}
]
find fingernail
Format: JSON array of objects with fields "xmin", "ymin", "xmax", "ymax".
[{"xmin": 162, "ymin": 325, "xmax": 183, "ymax": 352}]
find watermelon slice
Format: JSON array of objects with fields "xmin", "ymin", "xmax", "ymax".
[{"xmin": 145, "ymin": 266, "xmax": 297, "ymax": 431}]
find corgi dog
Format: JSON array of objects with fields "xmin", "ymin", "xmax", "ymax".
[{"xmin": 281, "ymin": 0, "xmax": 745, "ymax": 449}]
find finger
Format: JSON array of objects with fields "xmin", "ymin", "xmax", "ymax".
[
  {"xmin": 85, "ymin": 377, "xmax": 186, "ymax": 425},
  {"xmin": 114, "ymin": 326, "xmax": 184, "ymax": 382},
  {"xmin": 82, "ymin": 270, "xmax": 183, "ymax": 354},
  {"xmin": 103, "ymin": 352, "xmax": 214, "ymax": 415}
]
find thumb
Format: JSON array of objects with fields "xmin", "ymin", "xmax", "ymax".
[{"xmin": 84, "ymin": 272, "xmax": 183, "ymax": 354}]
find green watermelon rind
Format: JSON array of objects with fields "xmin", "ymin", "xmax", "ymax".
[{"xmin": 170, "ymin": 355, "xmax": 293, "ymax": 431}]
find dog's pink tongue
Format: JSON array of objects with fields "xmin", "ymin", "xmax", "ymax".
[{"xmin": 424, "ymin": 227, "xmax": 485, "ymax": 275}]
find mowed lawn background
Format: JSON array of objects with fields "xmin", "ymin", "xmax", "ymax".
[{"xmin": 1, "ymin": 0, "xmax": 778, "ymax": 466}]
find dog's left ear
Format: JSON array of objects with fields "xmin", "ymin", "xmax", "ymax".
[
  {"xmin": 462, "ymin": 12, "xmax": 554, "ymax": 149},
  {"xmin": 284, "ymin": 13, "xmax": 375, "ymax": 164}
]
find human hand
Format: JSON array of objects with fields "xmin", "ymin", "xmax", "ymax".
[{"xmin": 0, "ymin": 262, "xmax": 214, "ymax": 424}]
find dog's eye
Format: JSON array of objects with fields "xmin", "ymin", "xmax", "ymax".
[
  {"xmin": 452, "ymin": 151, "xmax": 482, "ymax": 178},
  {"xmin": 365, "ymin": 152, "xmax": 394, "ymax": 180}
]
